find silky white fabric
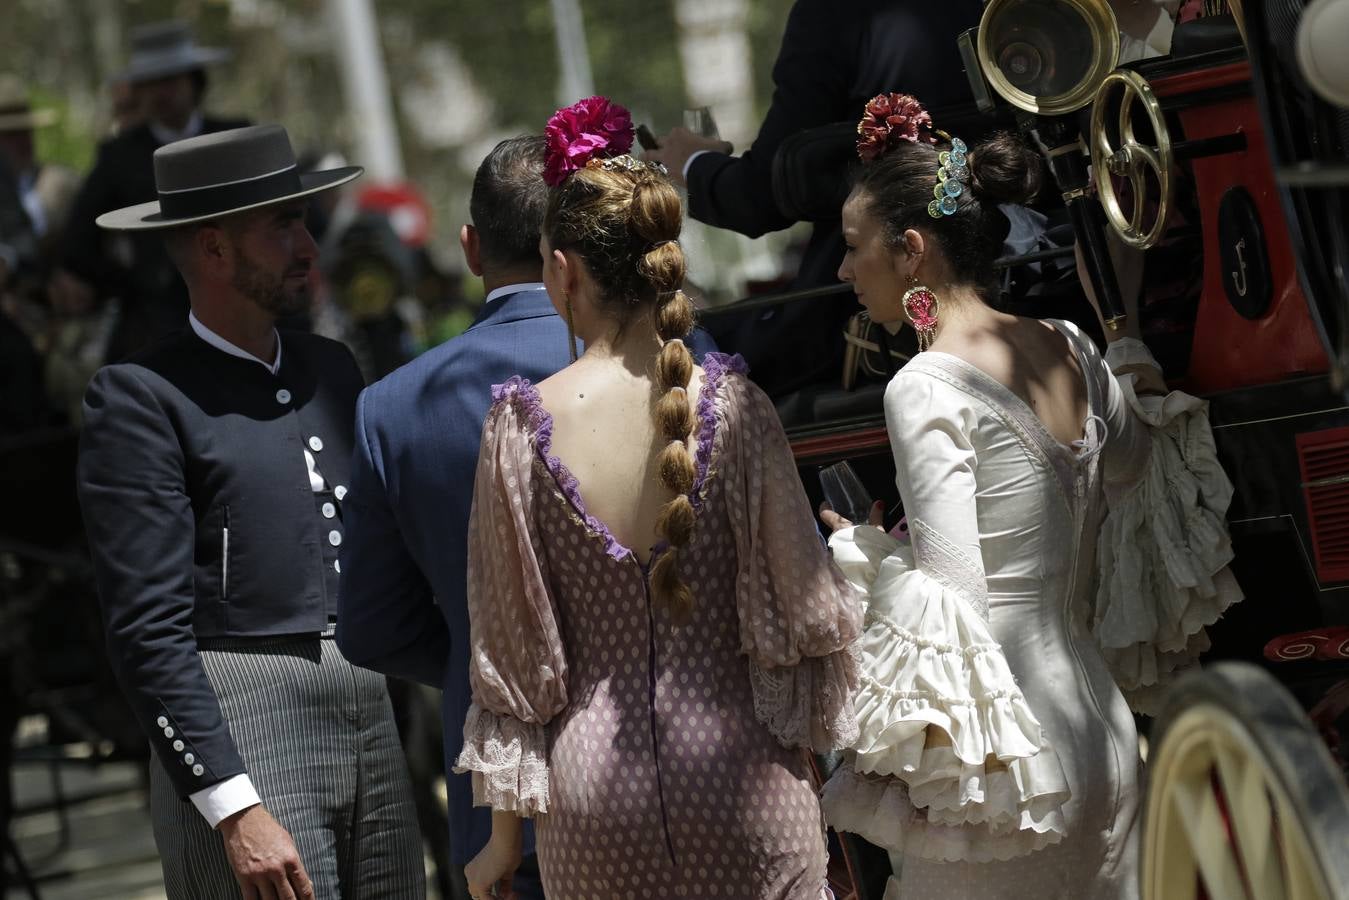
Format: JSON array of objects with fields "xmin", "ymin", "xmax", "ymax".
[{"xmin": 824, "ymin": 320, "xmax": 1240, "ymax": 899}]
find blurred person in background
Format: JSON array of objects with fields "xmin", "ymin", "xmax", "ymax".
[
  {"xmin": 315, "ymin": 211, "xmax": 419, "ymax": 380},
  {"xmin": 108, "ymin": 75, "xmax": 145, "ymax": 137},
  {"xmin": 0, "ymin": 80, "xmax": 59, "ymax": 433},
  {"xmin": 410, "ymin": 247, "xmax": 476, "ymax": 351},
  {"xmin": 56, "ymin": 21, "xmax": 249, "ymax": 364},
  {"xmin": 647, "ymin": 0, "xmax": 982, "ymax": 398}
]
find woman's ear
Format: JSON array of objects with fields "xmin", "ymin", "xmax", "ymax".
[
  {"xmin": 556, "ymin": 248, "xmax": 592, "ymax": 300},
  {"xmin": 901, "ymin": 228, "xmax": 927, "ymax": 260}
]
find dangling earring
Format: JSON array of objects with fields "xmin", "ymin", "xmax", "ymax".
[
  {"xmin": 902, "ymin": 275, "xmax": 939, "ymax": 352},
  {"xmin": 563, "ymin": 289, "xmax": 578, "ymax": 363}
]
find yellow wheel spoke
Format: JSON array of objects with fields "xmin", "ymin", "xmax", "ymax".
[{"xmin": 1170, "ymin": 760, "xmax": 1250, "ymax": 900}]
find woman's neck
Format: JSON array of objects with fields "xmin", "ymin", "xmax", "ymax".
[
  {"xmin": 578, "ymin": 309, "xmax": 665, "ymax": 377},
  {"xmin": 924, "ymin": 284, "xmax": 1011, "ymax": 348}
]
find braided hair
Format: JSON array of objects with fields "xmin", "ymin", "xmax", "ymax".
[{"xmin": 543, "ymin": 162, "xmax": 697, "ymax": 618}]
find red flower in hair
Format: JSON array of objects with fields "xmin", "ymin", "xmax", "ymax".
[
  {"xmin": 543, "ymin": 96, "xmax": 636, "ymax": 186},
  {"xmin": 856, "ymin": 93, "xmax": 936, "ymax": 162}
]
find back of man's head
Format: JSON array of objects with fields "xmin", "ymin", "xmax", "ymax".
[{"xmin": 470, "ymin": 136, "xmax": 547, "ymax": 274}]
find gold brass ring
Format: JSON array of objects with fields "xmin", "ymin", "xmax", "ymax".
[
  {"xmin": 977, "ymin": 0, "xmax": 1120, "ymax": 116},
  {"xmin": 1089, "ymin": 69, "xmax": 1174, "ymax": 250}
]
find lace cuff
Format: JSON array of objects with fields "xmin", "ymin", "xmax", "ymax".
[
  {"xmin": 1094, "ymin": 367, "xmax": 1243, "ymax": 714},
  {"xmin": 748, "ymin": 647, "xmax": 860, "ymax": 752},
  {"xmin": 452, "ymin": 703, "xmax": 550, "ymax": 816}
]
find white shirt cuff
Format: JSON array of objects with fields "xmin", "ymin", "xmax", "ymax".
[
  {"xmin": 189, "ymin": 773, "xmax": 261, "ymax": 829},
  {"xmin": 682, "ymin": 149, "xmax": 719, "ymax": 182}
]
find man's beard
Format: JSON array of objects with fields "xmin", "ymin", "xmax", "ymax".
[{"xmin": 232, "ymin": 249, "xmax": 310, "ymax": 317}]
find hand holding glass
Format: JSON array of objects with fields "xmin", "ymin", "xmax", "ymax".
[{"xmin": 819, "ymin": 461, "xmax": 873, "ymax": 525}]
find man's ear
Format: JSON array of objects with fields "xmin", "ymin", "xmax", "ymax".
[
  {"xmin": 195, "ymin": 224, "xmax": 232, "ymax": 282},
  {"xmin": 460, "ymin": 224, "xmax": 483, "ymax": 277}
]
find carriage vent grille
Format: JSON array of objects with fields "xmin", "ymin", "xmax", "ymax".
[{"xmin": 1297, "ymin": 427, "xmax": 1349, "ymax": 584}]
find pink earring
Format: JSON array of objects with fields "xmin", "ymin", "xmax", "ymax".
[{"xmin": 902, "ymin": 276, "xmax": 939, "ymax": 351}]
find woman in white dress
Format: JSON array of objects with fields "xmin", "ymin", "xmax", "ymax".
[{"xmin": 819, "ymin": 95, "xmax": 1243, "ymax": 899}]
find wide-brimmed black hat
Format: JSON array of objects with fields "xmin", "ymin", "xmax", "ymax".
[
  {"xmin": 96, "ymin": 124, "xmax": 363, "ymax": 231},
  {"xmin": 117, "ymin": 21, "xmax": 230, "ymax": 84}
]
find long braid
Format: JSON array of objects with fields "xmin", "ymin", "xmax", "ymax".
[
  {"xmin": 630, "ymin": 175, "xmax": 697, "ymax": 619},
  {"xmin": 543, "ymin": 163, "xmax": 698, "ymax": 617}
]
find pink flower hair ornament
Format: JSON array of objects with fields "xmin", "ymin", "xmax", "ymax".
[
  {"xmin": 856, "ymin": 92, "xmax": 938, "ymax": 163},
  {"xmin": 543, "ymin": 96, "xmax": 636, "ymax": 187}
]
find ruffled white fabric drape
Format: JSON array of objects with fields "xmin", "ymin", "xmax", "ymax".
[
  {"xmin": 1092, "ymin": 338, "xmax": 1243, "ymax": 714},
  {"xmin": 822, "ymin": 523, "xmax": 1071, "ymax": 863}
]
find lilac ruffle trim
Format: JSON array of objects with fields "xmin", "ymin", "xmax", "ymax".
[
  {"xmin": 490, "ymin": 351, "xmax": 746, "ymax": 562},
  {"xmin": 691, "ymin": 352, "xmax": 747, "ymax": 511}
]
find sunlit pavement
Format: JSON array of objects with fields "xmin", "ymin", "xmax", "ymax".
[{"xmin": 9, "ymin": 757, "xmax": 166, "ymax": 900}]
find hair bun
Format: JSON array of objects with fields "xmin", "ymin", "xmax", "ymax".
[
  {"xmin": 628, "ymin": 177, "xmax": 682, "ymax": 244},
  {"xmin": 967, "ymin": 132, "xmax": 1042, "ymax": 207}
]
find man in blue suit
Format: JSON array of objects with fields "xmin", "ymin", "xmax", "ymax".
[
  {"xmin": 336, "ymin": 136, "xmax": 561, "ymax": 898},
  {"xmin": 337, "ymin": 136, "xmax": 714, "ymax": 896}
]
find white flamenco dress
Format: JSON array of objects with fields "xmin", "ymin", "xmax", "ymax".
[{"xmin": 821, "ymin": 321, "xmax": 1242, "ymax": 899}]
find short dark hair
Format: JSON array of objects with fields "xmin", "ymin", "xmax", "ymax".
[{"xmin": 470, "ymin": 136, "xmax": 548, "ymax": 270}]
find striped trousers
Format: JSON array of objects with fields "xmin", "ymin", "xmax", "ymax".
[{"xmin": 149, "ymin": 632, "xmax": 425, "ymax": 899}]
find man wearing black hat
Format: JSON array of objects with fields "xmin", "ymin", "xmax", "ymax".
[
  {"xmin": 76, "ymin": 124, "xmax": 425, "ymax": 899},
  {"xmin": 56, "ymin": 21, "xmax": 249, "ymax": 363}
]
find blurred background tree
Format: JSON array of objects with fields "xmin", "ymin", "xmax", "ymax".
[{"xmin": 2, "ymin": 0, "xmax": 801, "ymax": 302}]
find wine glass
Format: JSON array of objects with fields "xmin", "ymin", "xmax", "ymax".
[
  {"xmin": 818, "ymin": 461, "xmax": 873, "ymax": 525},
  {"xmin": 683, "ymin": 106, "xmax": 720, "ymax": 139}
]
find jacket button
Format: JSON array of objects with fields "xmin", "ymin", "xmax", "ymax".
[
  {"xmin": 275, "ymin": 389, "xmax": 292, "ymax": 404},
  {"xmin": 156, "ymin": 716, "xmax": 169, "ymax": 728},
  {"xmin": 334, "ymin": 559, "xmax": 341, "ymax": 574},
  {"xmin": 184, "ymin": 753, "xmax": 195, "ymax": 764},
  {"xmin": 328, "ymin": 530, "xmax": 342, "ymax": 547},
  {"xmin": 322, "ymin": 502, "xmax": 336, "ymax": 518},
  {"xmin": 172, "ymin": 740, "xmax": 184, "ymax": 752},
  {"xmin": 163, "ymin": 726, "xmax": 175, "ymax": 738},
  {"xmin": 192, "ymin": 764, "xmax": 204, "ymax": 777},
  {"xmin": 334, "ymin": 485, "xmax": 347, "ymax": 501},
  {"xmin": 308, "ymin": 436, "xmax": 323, "ymax": 452}
]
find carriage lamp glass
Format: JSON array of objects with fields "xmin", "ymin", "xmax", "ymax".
[{"xmin": 978, "ymin": 0, "xmax": 1120, "ymax": 116}]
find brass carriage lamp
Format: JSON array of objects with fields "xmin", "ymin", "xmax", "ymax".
[{"xmin": 971, "ymin": 0, "xmax": 1132, "ymax": 331}]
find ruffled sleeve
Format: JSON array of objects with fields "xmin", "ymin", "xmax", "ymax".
[
  {"xmin": 821, "ymin": 370, "xmax": 1070, "ymax": 864},
  {"xmin": 452, "ymin": 381, "xmax": 568, "ymax": 816},
  {"xmin": 1091, "ymin": 338, "xmax": 1243, "ymax": 714},
  {"xmin": 720, "ymin": 363, "xmax": 863, "ymax": 752}
]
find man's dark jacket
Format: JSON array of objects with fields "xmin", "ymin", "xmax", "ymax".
[
  {"xmin": 62, "ymin": 116, "xmax": 250, "ymax": 362},
  {"xmin": 77, "ymin": 329, "xmax": 363, "ymax": 798},
  {"xmin": 688, "ymin": 0, "xmax": 982, "ymax": 396}
]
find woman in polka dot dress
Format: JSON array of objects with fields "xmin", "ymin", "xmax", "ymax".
[{"xmin": 453, "ymin": 98, "xmax": 863, "ymax": 900}]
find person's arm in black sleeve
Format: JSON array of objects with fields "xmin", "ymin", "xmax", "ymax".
[
  {"xmin": 77, "ymin": 365, "xmax": 248, "ymax": 802},
  {"xmin": 684, "ymin": 0, "xmax": 854, "ymax": 237},
  {"xmin": 58, "ymin": 145, "xmax": 127, "ymax": 305}
]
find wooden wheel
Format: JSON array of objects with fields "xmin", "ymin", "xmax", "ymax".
[{"xmin": 1143, "ymin": 662, "xmax": 1349, "ymax": 900}]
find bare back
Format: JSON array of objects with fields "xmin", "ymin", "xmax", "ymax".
[
  {"xmin": 538, "ymin": 359, "xmax": 707, "ymax": 566},
  {"xmin": 931, "ymin": 316, "xmax": 1090, "ymax": 448}
]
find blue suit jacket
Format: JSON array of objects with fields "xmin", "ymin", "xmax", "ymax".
[{"xmin": 336, "ymin": 286, "xmax": 715, "ymax": 868}]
